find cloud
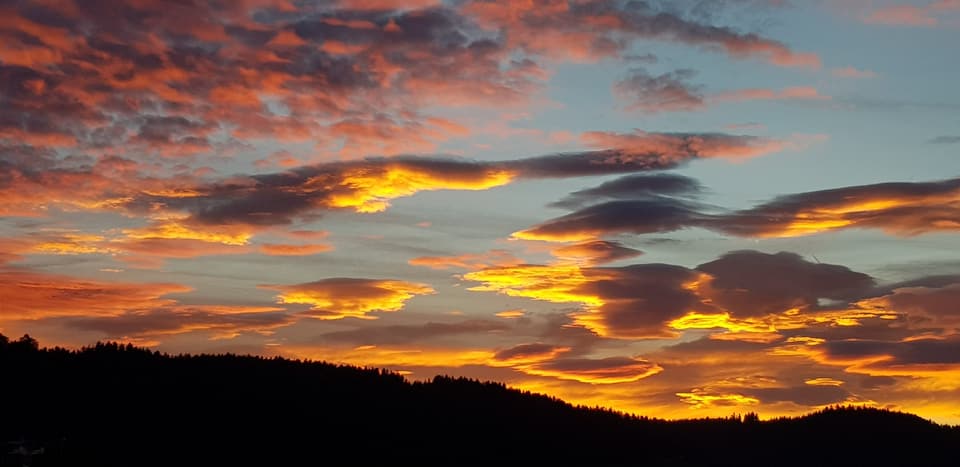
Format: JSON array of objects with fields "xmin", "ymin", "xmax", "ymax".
[
  {"xmin": 712, "ymin": 177, "xmax": 960, "ymax": 238},
  {"xmin": 580, "ymin": 130, "xmax": 790, "ymax": 161},
  {"xmin": 805, "ymin": 336, "xmax": 960, "ymax": 382},
  {"xmin": 549, "ymin": 173, "xmax": 702, "ymax": 209},
  {"xmin": 143, "ymin": 157, "xmax": 516, "ymax": 227},
  {"xmin": 463, "ymin": 0, "xmax": 820, "ymax": 67},
  {"xmin": 493, "ymin": 343, "xmax": 568, "ymax": 362},
  {"xmin": 0, "ymin": 0, "xmax": 820, "ymax": 209},
  {"xmin": 258, "ymin": 243, "xmax": 334, "ymax": 256},
  {"xmin": 929, "ymin": 135, "xmax": 960, "ymax": 144},
  {"xmin": 612, "ymin": 68, "xmax": 830, "ymax": 114},
  {"xmin": 516, "ymin": 175, "xmax": 960, "ymax": 242},
  {"xmin": 465, "ymin": 262, "xmax": 706, "ymax": 338},
  {"xmin": 61, "ymin": 306, "xmax": 294, "ymax": 343},
  {"xmin": 550, "ymin": 240, "xmax": 644, "ymax": 266},
  {"xmin": 261, "ymin": 278, "xmax": 435, "ymax": 320},
  {"xmin": 676, "ymin": 390, "xmax": 760, "ymax": 409},
  {"xmin": 864, "ymin": 1, "xmax": 960, "ymax": 27},
  {"xmin": 515, "ymin": 197, "xmax": 708, "ymax": 242},
  {"xmin": 678, "ymin": 383, "xmax": 849, "ymax": 408},
  {"xmin": 464, "ymin": 250, "xmax": 912, "ymax": 341},
  {"xmin": 614, "ymin": 68, "xmax": 705, "ymax": 113},
  {"xmin": 130, "ymin": 133, "xmax": 778, "ymax": 229},
  {"xmin": 860, "ymin": 282, "xmax": 960, "ymax": 332},
  {"xmin": 695, "ymin": 250, "xmax": 876, "ymax": 318},
  {"xmin": 0, "ymin": 268, "xmax": 190, "ymax": 319},
  {"xmin": 495, "ymin": 309, "xmax": 526, "ymax": 319},
  {"xmin": 516, "ymin": 356, "xmax": 663, "ymax": 384},
  {"xmin": 408, "ymin": 249, "xmax": 522, "ymax": 270},
  {"xmin": 832, "ymin": 66, "xmax": 879, "ymax": 79}
]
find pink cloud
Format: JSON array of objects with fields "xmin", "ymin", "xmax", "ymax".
[
  {"xmin": 864, "ymin": 1, "xmax": 960, "ymax": 26},
  {"xmin": 713, "ymin": 86, "xmax": 831, "ymax": 103},
  {"xmin": 832, "ymin": 66, "xmax": 879, "ymax": 79}
]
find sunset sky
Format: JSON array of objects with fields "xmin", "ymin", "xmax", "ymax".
[{"xmin": 2, "ymin": 0, "xmax": 959, "ymax": 423}]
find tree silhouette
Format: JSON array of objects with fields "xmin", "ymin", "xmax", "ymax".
[{"xmin": 1, "ymin": 333, "xmax": 956, "ymax": 467}]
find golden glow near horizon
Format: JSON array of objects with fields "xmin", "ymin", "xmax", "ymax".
[
  {"xmin": 518, "ymin": 359, "xmax": 663, "ymax": 384},
  {"xmin": 805, "ymin": 378, "xmax": 845, "ymax": 386},
  {"xmin": 676, "ymin": 390, "xmax": 761, "ymax": 409}
]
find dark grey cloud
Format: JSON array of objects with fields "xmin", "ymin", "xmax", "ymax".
[
  {"xmin": 519, "ymin": 175, "xmax": 960, "ymax": 240},
  {"xmin": 824, "ymin": 336, "xmax": 960, "ymax": 366},
  {"xmin": 493, "ymin": 343, "xmax": 564, "ymax": 361},
  {"xmin": 711, "ymin": 178, "xmax": 960, "ymax": 238},
  {"xmin": 580, "ymin": 263, "xmax": 708, "ymax": 338},
  {"xmin": 696, "ymin": 250, "xmax": 876, "ymax": 317},
  {"xmin": 503, "ymin": 149, "xmax": 688, "ymax": 178},
  {"xmin": 517, "ymin": 197, "xmax": 708, "ymax": 240},
  {"xmin": 614, "ymin": 68, "xmax": 705, "ymax": 113},
  {"xmin": 132, "ymin": 133, "xmax": 765, "ymax": 228},
  {"xmin": 550, "ymin": 173, "xmax": 702, "ymax": 209},
  {"xmin": 929, "ymin": 136, "xmax": 960, "ymax": 144}
]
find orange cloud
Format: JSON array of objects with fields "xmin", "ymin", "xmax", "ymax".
[
  {"xmin": 259, "ymin": 243, "xmax": 334, "ymax": 256},
  {"xmin": 723, "ymin": 180, "xmax": 960, "ymax": 238},
  {"xmin": 495, "ymin": 309, "xmax": 526, "ymax": 319},
  {"xmin": 61, "ymin": 305, "xmax": 294, "ymax": 344},
  {"xmin": 512, "ymin": 356, "xmax": 663, "ymax": 384},
  {"xmin": 462, "ymin": 0, "xmax": 820, "ymax": 67},
  {"xmin": 122, "ymin": 221, "xmax": 253, "ymax": 246},
  {"xmin": 864, "ymin": 1, "xmax": 960, "ymax": 26},
  {"xmin": 0, "ymin": 269, "xmax": 190, "ymax": 319},
  {"xmin": 0, "ymin": 232, "xmax": 116, "ymax": 259},
  {"xmin": 805, "ymin": 378, "xmax": 845, "ymax": 386},
  {"xmin": 262, "ymin": 278, "xmax": 435, "ymax": 320},
  {"xmin": 550, "ymin": 241, "xmax": 643, "ymax": 266},
  {"xmin": 284, "ymin": 345, "xmax": 494, "ymax": 369},
  {"xmin": 464, "ymin": 264, "xmax": 605, "ymax": 309},
  {"xmin": 517, "ymin": 175, "xmax": 955, "ymax": 242},
  {"xmin": 465, "ymin": 263, "xmax": 706, "ymax": 339},
  {"xmin": 409, "ymin": 249, "xmax": 523, "ymax": 270}
]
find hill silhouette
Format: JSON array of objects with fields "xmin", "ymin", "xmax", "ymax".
[{"xmin": 2, "ymin": 333, "xmax": 956, "ymax": 466}]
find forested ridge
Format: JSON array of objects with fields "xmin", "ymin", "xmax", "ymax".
[{"xmin": 2, "ymin": 333, "xmax": 956, "ymax": 466}]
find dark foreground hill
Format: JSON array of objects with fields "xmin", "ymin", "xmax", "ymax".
[{"xmin": 2, "ymin": 334, "xmax": 957, "ymax": 466}]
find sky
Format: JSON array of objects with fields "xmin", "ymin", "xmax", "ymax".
[{"xmin": 1, "ymin": 0, "xmax": 959, "ymax": 423}]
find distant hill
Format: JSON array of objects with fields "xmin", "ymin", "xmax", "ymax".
[{"xmin": 2, "ymin": 333, "xmax": 956, "ymax": 466}]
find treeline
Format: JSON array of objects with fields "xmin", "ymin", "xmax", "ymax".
[{"xmin": 1, "ymin": 333, "xmax": 957, "ymax": 466}]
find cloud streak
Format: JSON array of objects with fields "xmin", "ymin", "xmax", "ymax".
[
  {"xmin": 261, "ymin": 278, "xmax": 435, "ymax": 320},
  {"xmin": 516, "ymin": 175, "xmax": 960, "ymax": 241}
]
